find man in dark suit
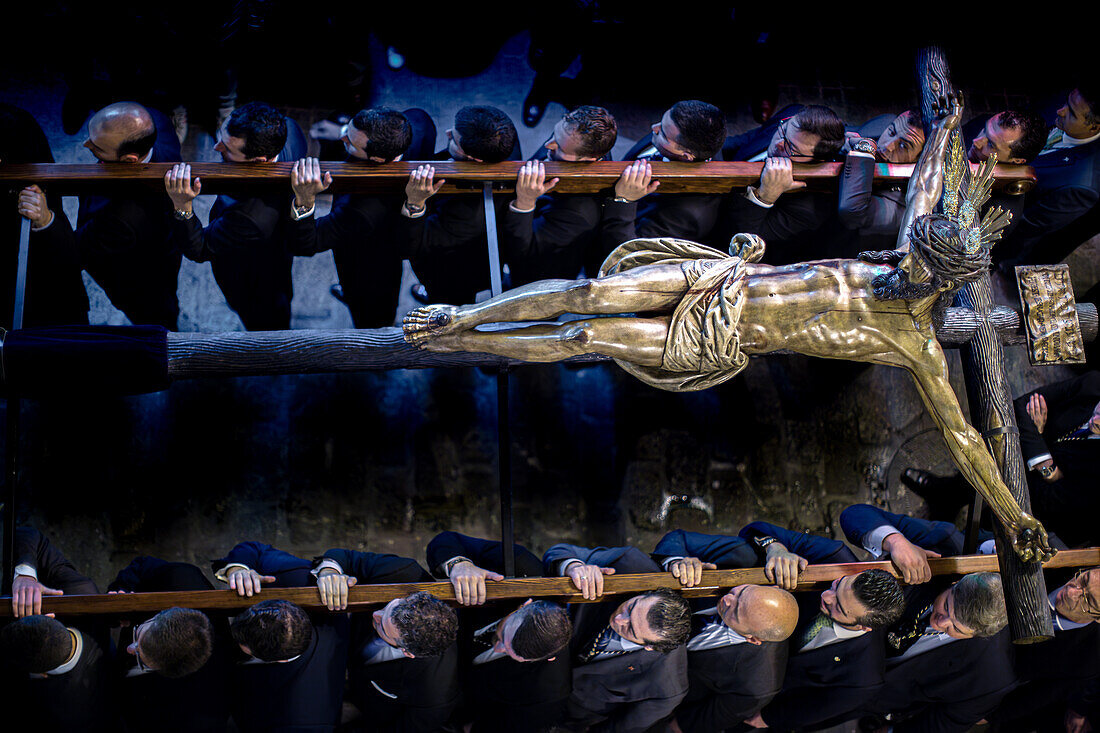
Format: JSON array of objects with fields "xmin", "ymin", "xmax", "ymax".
[
  {"xmin": 722, "ymin": 105, "xmax": 848, "ymax": 263},
  {"xmin": 400, "ymin": 105, "xmax": 522, "ymax": 306},
  {"xmin": 212, "ymin": 541, "xmax": 350, "ymax": 732},
  {"xmin": 3, "ymin": 103, "xmax": 89, "ymax": 329},
  {"xmin": 290, "ymin": 107, "xmax": 437, "ymax": 328},
  {"xmin": 505, "ymin": 105, "xmax": 621, "ymax": 284},
  {"xmin": 1001, "ymin": 85, "xmax": 1100, "ymax": 266},
  {"xmin": 730, "ymin": 521, "xmax": 905, "ymax": 731},
  {"xmin": 1014, "ymin": 371, "xmax": 1100, "ymax": 547},
  {"xmin": 426, "ymin": 531, "xmax": 573, "ymax": 732},
  {"xmin": 542, "ymin": 542, "xmax": 692, "ymax": 733},
  {"xmin": 107, "ymin": 557, "xmax": 228, "ymax": 733},
  {"xmin": 841, "ymin": 505, "xmax": 1016, "ymax": 731},
  {"xmin": 651, "ymin": 529, "xmax": 796, "ymax": 733},
  {"xmin": 616, "ymin": 99, "xmax": 727, "ymax": 245},
  {"xmin": 24, "ymin": 102, "xmax": 181, "ymax": 328},
  {"xmin": 841, "ymin": 503, "xmax": 1100, "ymax": 732},
  {"xmin": 0, "ymin": 527, "xmax": 115, "ymax": 730},
  {"xmin": 165, "ymin": 102, "xmax": 311, "ymax": 330},
  {"xmin": 305, "ymin": 544, "xmax": 460, "ymax": 732}
]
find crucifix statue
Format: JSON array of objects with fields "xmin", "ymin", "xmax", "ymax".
[{"xmin": 402, "ymin": 92, "xmax": 1054, "ymax": 565}]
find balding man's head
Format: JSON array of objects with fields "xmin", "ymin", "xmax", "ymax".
[
  {"xmin": 85, "ymin": 102, "xmax": 157, "ymax": 163},
  {"xmin": 718, "ymin": 584, "xmax": 798, "ymax": 645}
]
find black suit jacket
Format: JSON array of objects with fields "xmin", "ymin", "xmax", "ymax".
[
  {"xmin": 321, "ymin": 548, "xmax": 460, "ymax": 733},
  {"xmin": 214, "ymin": 542, "xmax": 349, "ymax": 733},
  {"xmin": 108, "ymin": 557, "xmax": 233, "ymax": 733},
  {"xmin": 870, "ymin": 626, "xmax": 1017, "ymax": 733},
  {"xmin": 620, "ymin": 133, "xmax": 723, "ymax": 243},
  {"xmin": 1, "ymin": 103, "xmax": 89, "ymax": 329},
  {"xmin": 3, "ymin": 528, "xmax": 115, "ymax": 731},
  {"xmin": 171, "ymin": 118, "xmax": 311, "ymax": 331},
  {"xmin": 1003, "ymin": 135, "xmax": 1100, "ymax": 265},
  {"xmin": 74, "ymin": 108, "xmax": 182, "ymax": 329},
  {"xmin": 543, "ymin": 543, "xmax": 689, "ymax": 733},
  {"xmin": 426, "ymin": 532, "xmax": 570, "ymax": 733},
  {"xmin": 1013, "ymin": 372, "xmax": 1100, "ymax": 546},
  {"xmin": 650, "ymin": 529, "xmax": 787, "ymax": 731}
]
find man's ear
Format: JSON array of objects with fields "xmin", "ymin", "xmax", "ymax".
[
  {"xmin": 119, "ymin": 153, "xmax": 142, "ymax": 164},
  {"xmin": 521, "ymin": 598, "xmax": 534, "ymax": 607},
  {"xmin": 402, "ymin": 649, "xmax": 416, "ymax": 659},
  {"xmin": 249, "ymin": 156, "xmax": 271, "ymax": 163},
  {"xmin": 744, "ymin": 635, "xmax": 763, "ymax": 646},
  {"xmin": 1007, "ymin": 156, "xmax": 1027, "ymax": 165}
]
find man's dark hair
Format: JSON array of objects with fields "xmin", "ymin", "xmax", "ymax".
[
  {"xmin": 0, "ymin": 615, "xmax": 73, "ymax": 673},
  {"xmin": 952, "ymin": 572, "xmax": 1007, "ymax": 637},
  {"xmin": 226, "ymin": 101, "xmax": 288, "ymax": 160},
  {"xmin": 142, "ymin": 607, "xmax": 214, "ymax": 678},
  {"xmin": 391, "ymin": 591, "xmax": 458, "ymax": 657},
  {"xmin": 454, "ymin": 106, "xmax": 517, "ymax": 163},
  {"xmin": 851, "ymin": 569, "xmax": 905, "ymax": 629},
  {"xmin": 511, "ymin": 601, "xmax": 572, "ymax": 661},
  {"xmin": 230, "ymin": 599, "xmax": 313, "ymax": 661},
  {"xmin": 562, "ymin": 105, "xmax": 618, "ymax": 159},
  {"xmin": 1001, "ymin": 109, "xmax": 1049, "ymax": 162},
  {"xmin": 669, "ymin": 100, "xmax": 726, "ymax": 160},
  {"xmin": 1077, "ymin": 84, "xmax": 1100, "ymax": 128},
  {"xmin": 116, "ymin": 123, "xmax": 157, "ymax": 160},
  {"xmin": 796, "ymin": 105, "xmax": 847, "ymax": 160},
  {"xmin": 352, "ymin": 107, "xmax": 413, "ymax": 162},
  {"xmin": 642, "ymin": 587, "xmax": 692, "ymax": 653},
  {"xmin": 904, "ymin": 106, "xmax": 923, "ymax": 124}
]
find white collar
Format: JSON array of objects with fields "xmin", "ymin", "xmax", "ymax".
[
  {"xmin": 43, "ymin": 628, "xmax": 83, "ymax": 676},
  {"xmin": 832, "ymin": 622, "xmax": 867, "ymax": 640},
  {"xmin": 1061, "ymin": 129, "xmax": 1100, "ymax": 147}
]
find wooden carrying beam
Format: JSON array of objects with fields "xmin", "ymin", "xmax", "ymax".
[
  {"xmin": 0, "ymin": 161, "xmax": 1038, "ymax": 196},
  {"xmin": 164, "ymin": 303, "xmax": 1099, "ymax": 380},
  {"xmin": 3, "ymin": 548, "xmax": 1096, "ymax": 618}
]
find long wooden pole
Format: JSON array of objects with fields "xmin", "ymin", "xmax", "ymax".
[
  {"xmin": 0, "ymin": 161, "xmax": 1037, "ymax": 197},
  {"xmin": 3, "ymin": 549, "xmax": 1096, "ymax": 617}
]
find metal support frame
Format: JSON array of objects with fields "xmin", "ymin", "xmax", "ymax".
[
  {"xmin": 483, "ymin": 183, "xmax": 516, "ymax": 578},
  {"xmin": 3, "ymin": 218, "xmax": 31, "ymax": 593}
]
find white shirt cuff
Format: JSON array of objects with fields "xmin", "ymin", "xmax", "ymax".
[
  {"xmin": 214, "ymin": 563, "xmax": 251, "ymax": 583},
  {"xmin": 30, "ymin": 212, "xmax": 54, "ymax": 232},
  {"xmin": 311, "ymin": 559, "xmax": 344, "ymax": 578},
  {"xmin": 1027, "ymin": 453, "xmax": 1053, "ymax": 469},
  {"xmin": 560, "ymin": 559, "xmax": 583, "ymax": 576},
  {"xmin": 979, "ymin": 539, "xmax": 997, "ymax": 555},
  {"xmin": 509, "ymin": 201, "xmax": 536, "ymax": 214},
  {"xmin": 865, "ymin": 525, "xmax": 901, "ymax": 558},
  {"xmin": 745, "ymin": 186, "xmax": 775, "ymax": 208},
  {"xmin": 661, "ymin": 557, "xmax": 685, "ymax": 570},
  {"xmin": 290, "ymin": 202, "xmax": 316, "ymax": 221},
  {"xmin": 14, "ymin": 564, "xmax": 37, "ymax": 581},
  {"xmin": 401, "ymin": 202, "xmax": 427, "ymax": 218}
]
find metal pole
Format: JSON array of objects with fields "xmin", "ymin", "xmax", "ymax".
[
  {"xmin": 3, "ymin": 217, "xmax": 31, "ymax": 593},
  {"xmin": 483, "ymin": 183, "xmax": 515, "ymax": 577}
]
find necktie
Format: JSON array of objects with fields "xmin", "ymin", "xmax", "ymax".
[
  {"xmin": 1040, "ymin": 128, "xmax": 1064, "ymax": 154},
  {"xmin": 1058, "ymin": 425, "xmax": 1095, "ymax": 442},
  {"xmin": 473, "ymin": 621, "xmax": 500, "ymax": 651},
  {"xmin": 796, "ymin": 613, "xmax": 833, "ymax": 650},
  {"xmin": 579, "ymin": 625, "xmax": 617, "ymax": 663},
  {"xmin": 691, "ymin": 613, "xmax": 720, "ymax": 638},
  {"xmin": 887, "ymin": 604, "xmax": 936, "ymax": 656}
]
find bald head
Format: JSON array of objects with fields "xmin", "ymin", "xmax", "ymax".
[
  {"xmin": 85, "ymin": 102, "xmax": 157, "ymax": 163},
  {"xmin": 718, "ymin": 584, "xmax": 798, "ymax": 644}
]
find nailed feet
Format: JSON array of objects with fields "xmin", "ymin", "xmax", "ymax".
[{"xmin": 402, "ymin": 305, "xmax": 462, "ymax": 347}]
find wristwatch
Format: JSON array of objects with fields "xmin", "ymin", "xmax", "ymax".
[
  {"xmin": 173, "ymin": 208, "xmax": 194, "ymax": 221},
  {"xmin": 1037, "ymin": 464, "xmax": 1057, "ymax": 480},
  {"xmin": 753, "ymin": 536, "xmax": 778, "ymax": 550},
  {"xmin": 443, "ymin": 556, "xmax": 472, "ymax": 576},
  {"xmin": 851, "ymin": 138, "xmax": 877, "ymax": 156}
]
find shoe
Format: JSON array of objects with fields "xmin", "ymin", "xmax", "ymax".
[
  {"xmin": 329, "ymin": 284, "xmax": 347, "ymax": 304},
  {"xmin": 410, "ymin": 283, "xmax": 431, "ymax": 305},
  {"xmin": 900, "ymin": 467, "xmax": 939, "ymax": 494},
  {"xmin": 522, "ymin": 84, "xmax": 551, "ymax": 127}
]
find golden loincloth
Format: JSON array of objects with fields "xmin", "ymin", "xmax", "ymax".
[{"xmin": 599, "ymin": 237, "xmax": 760, "ymax": 392}]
